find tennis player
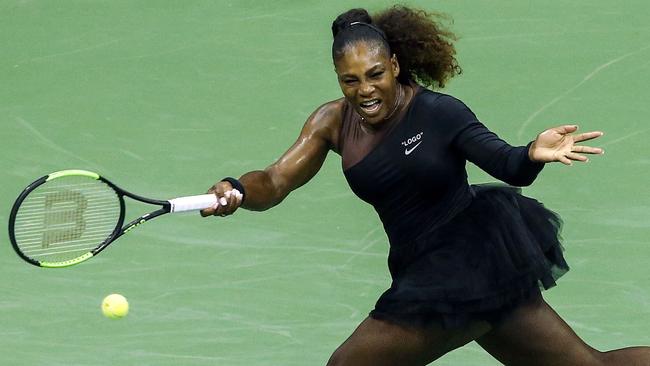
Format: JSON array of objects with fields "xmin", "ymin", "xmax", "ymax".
[{"xmin": 202, "ymin": 6, "xmax": 650, "ymax": 366}]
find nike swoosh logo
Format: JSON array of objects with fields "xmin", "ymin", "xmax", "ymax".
[{"xmin": 404, "ymin": 141, "xmax": 423, "ymax": 155}]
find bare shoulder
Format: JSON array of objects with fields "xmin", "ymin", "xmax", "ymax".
[{"xmin": 302, "ymin": 98, "xmax": 345, "ymax": 153}]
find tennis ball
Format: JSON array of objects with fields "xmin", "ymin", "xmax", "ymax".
[{"xmin": 102, "ymin": 293, "xmax": 129, "ymax": 319}]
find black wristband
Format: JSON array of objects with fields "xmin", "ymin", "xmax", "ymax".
[{"xmin": 220, "ymin": 177, "xmax": 245, "ymax": 203}]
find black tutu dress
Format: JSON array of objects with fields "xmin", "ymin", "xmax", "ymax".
[
  {"xmin": 339, "ymin": 86, "xmax": 569, "ymax": 329},
  {"xmin": 370, "ymin": 184, "xmax": 567, "ymax": 328}
]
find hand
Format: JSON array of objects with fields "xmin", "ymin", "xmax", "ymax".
[
  {"xmin": 529, "ymin": 125, "xmax": 604, "ymax": 165},
  {"xmin": 200, "ymin": 181, "xmax": 244, "ymax": 217}
]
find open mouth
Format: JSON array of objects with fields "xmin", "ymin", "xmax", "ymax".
[{"xmin": 359, "ymin": 99, "xmax": 382, "ymax": 115}]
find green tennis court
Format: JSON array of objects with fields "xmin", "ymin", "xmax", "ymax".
[{"xmin": 1, "ymin": 1, "xmax": 649, "ymax": 365}]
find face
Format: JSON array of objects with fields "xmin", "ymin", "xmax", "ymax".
[{"xmin": 334, "ymin": 41, "xmax": 400, "ymax": 126}]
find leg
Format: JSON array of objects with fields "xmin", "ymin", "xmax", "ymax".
[
  {"xmin": 327, "ymin": 316, "xmax": 491, "ymax": 366},
  {"xmin": 476, "ymin": 293, "xmax": 650, "ymax": 366}
]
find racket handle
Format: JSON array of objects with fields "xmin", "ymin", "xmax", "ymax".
[{"xmin": 168, "ymin": 194, "xmax": 218, "ymax": 213}]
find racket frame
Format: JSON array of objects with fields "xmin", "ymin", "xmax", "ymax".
[{"xmin": 9, "ymin": 170, "xmax": 173, "ymax": 268}]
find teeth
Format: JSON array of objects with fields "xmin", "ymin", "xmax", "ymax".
[{"xmin": 361, "ymin": 100, "xmax": 380, "ymax": 107}]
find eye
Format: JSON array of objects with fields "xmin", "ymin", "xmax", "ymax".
[
  {"xmin": 371, "ymin": 71, "xmax": 384, "ymax": 78},
  {"xmin": 342, "ymin": 78, "xmax": 358, "ymax": 85}
]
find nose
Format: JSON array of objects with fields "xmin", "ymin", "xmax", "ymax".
[{"xmin": 359, "ymin": 81, "xmax": 375, "ymax": 96}]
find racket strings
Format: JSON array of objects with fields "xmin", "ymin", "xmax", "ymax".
[{"xmin": 13, "ymin": 176, "xmax": 121, "ymax": 263}]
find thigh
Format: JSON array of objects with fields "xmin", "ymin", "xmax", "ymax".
[
  {"xmin": 476, "ymin": 294, "xmax": 602, "ymax": 366},
  {"xmin": 327, "ymin": 316, "xmax": 491, "ymax": 366}
]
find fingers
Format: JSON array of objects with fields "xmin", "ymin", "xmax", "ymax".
[
  {"xmin": 199, "ymin": 181, "xmax": 244, "ymax": 218},
  {"xmin": 565, "ymin": 128, "xmax": 605, "ymax": 161},
  {"xmin": 550, "ymin": 125, "xmax": 579, "ymax": 135},
  {"xmin": 536, "ymin": 125, "xmax": 606, "ymax": 166},
  {"xmin": 549, "ymin": 125, "xmax": 604, "ymax": 143},
  {"xmin": 211, "ymin": 189, "xmax": 242, "ymax": 217},
  {"xmin": 221, "ymin": 189, "xmax": 243, "ymax": 214},
  {"xmin": 565, "ymin": 152, "xmax": 589, "ymax": 163},
  {"xmin": 199, "ymin": 183, "xmax": 223, "ymax": 217},
  {"xmin": 556, "ymin": 153, "xmax": 586, "ymax": 165},
  {"xmin": 558, "ymin": 156, "xmax": 573, "ymax": 166},
  {"xmin": 573, "ymin": 130, "xmax": 604, "ymax": 143},
  {"xmin": 200, "ymin": 189, "xmax": 243, "ymax": 217},
  {"xmin": 571, "ymin": 144, "xmax": 604, "ymax": 155},
  {"xmin": 556, "ymin": 149, "xmax": 602, "ymax": 166}
]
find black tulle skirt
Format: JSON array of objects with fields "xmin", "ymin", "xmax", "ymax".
[{"xmin": 370, "ymin": 184, "xmax": 568, "ymax": 329}]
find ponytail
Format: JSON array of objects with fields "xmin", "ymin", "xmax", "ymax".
[{"xmin": 332, "ymin": 6, "xmax": 461, "ymax": 88}]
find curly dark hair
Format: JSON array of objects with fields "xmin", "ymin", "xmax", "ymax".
[{"xmin": 331, "ymin": 6, "xmax": 461, "ymax": 88}]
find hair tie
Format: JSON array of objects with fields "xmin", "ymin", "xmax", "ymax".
[{"xmin": 344, "ymin": 21, "xmax": 388, "ymax": 42}]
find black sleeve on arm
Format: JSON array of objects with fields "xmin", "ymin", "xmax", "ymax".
[{"xmin": 437, "ymin": 96, "xmax": 545, "ymax": 186}]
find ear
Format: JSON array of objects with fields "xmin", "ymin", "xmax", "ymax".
[{"xmin": 390, "ymin": 54, "xmax": 400, "ymax": 78}]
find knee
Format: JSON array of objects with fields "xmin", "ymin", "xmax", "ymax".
[
  {"xmin": 566, "ymin": 346, "xmax": 610, "ymax": 366},
  {"xmin": 598, "ymin": 346, "xmax": 650, "ymax": 366},
  {"xmin": 326, "ymin": 346, "xmax": 345, "ymax": 366},
  {"xmin": 327, "ymin": 341, "xmax": 363, "ymax": 366},
  {"xmin": 590, "ymin": 349, "xmax": 609, "ymax": 366}
]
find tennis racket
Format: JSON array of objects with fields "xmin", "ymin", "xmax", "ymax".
[{"xmin": 8, "ymin": 169, "xmax": 219, "ymax": 268}]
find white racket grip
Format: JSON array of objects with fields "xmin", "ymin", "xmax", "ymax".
[{"xmin": 168, "ymin": 194, "xmax": 218, "ymax": 213}]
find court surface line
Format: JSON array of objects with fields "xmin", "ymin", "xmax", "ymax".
[
  {"xmin": 517, "ymin": 44, "xmax": 650, "ymax": 139},
  {"xmin": 17, "ymin": 39, "xmax": 120, "ymax": 65},
  {"xmin": 15, "ymin": 117, "xmax": 106, "ymax": 170},
  {"xmin": 600, "ymin": 127, "xmax": 650, "ymax": 147}
]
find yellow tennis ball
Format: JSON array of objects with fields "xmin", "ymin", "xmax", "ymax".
[{"xmin": 102, "ymin": 294, "xmax": 129, "ymax": 319}]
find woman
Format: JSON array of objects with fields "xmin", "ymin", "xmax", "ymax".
[{"xmin": 202, "ymin": 6, "xmax": 650, "ymax": 366}]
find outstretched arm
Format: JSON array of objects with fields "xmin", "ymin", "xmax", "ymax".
[
  {"xmin": 456, "ymin": 122, "xmax": 605, "ymax": 186},
  {"xmin": 441, "ymin": 96, "xmax": 604, "ymax": 186},
  {"xmin": 201, "ymin": 101, "xmax": 341, "ymax": 217}
]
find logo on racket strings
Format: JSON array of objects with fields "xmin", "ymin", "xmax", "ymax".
[{"xmin": 42, "ymin": 190, "xmax": 88, "ymax": 247}]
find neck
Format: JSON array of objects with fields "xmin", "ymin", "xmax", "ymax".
[{"xmin": 382, "ymin": 83, "xmax": 404, "ymax": 121}]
